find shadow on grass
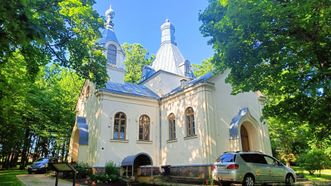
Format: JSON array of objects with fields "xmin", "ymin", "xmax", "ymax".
[
  {"xmin": 0, "ymin": 169, "xmax": 26, "ymax": 186},
  {"xmin": 293, "ymin": 167, "xmax": 331, "ymax": 182}
]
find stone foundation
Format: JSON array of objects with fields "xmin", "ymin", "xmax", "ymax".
[{"xmin": 167, "ymin": 164, "xmax": 212, "ymax": 179}]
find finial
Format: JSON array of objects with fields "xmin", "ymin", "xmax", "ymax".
[
  {"xmin": 165, "ymin": 18, "xmax": 170, "ymax": 23},
  {"xmin": 105, "ymin": 5, "xmax": 115, "ymax": 29}
]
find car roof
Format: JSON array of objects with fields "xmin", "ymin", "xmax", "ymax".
[{"xmin": 223, "ymin": 151, "xmax": 265, "ymax": 155}]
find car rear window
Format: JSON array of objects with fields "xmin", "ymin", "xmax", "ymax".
[
  {"xmin": 240, "ymin": 154, "xmax": 267, "ymax": 164},
  {"xmin": 217, "ymin": 153, "xmax": 236, "ymax": 162}
]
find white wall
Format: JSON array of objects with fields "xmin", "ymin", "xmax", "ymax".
[
  {"xmin": 160, "ymin": 85, "xmax": 212, "ymax": 165},
  {"xmin": 94, "ymin": 92, "xmax": 160, "ymax": 167},
  {"xmin": 142, "ymin": 71, "xmax": 189, "ymax": 97},
  {"xmin": 209, "ymin": 72, "xmax": 272, "ymax": 157}
]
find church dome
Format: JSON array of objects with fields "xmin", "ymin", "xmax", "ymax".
[{"xmin": 151, "ymin": 19, "xmax": 194, "ymax": 78}]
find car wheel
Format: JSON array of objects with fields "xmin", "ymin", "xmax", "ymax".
[
  {"xmin": 243, "ymin": 174, "xmax": 255, "ymax": 186},
  {"xmin": 285, "ymin": 174, "xmax": 294, "ymax": 186}
]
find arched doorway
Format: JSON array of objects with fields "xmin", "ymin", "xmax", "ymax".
[
  {"xmin": 121, "ymin": 153, "xmax": 153, "ymax": 177},
  {"xmin": 241, "ymin": 125, "xmax": 250, "ymax": 151}
]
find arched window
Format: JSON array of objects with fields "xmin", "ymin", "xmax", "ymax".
[
  {"xmin": 168, "ymin": 113, "xmax": 176, "ymax": 140},
  {"xmin": 107, "ymin": 44, "xmax": 117, "ymax": 65},
  {"xmin": 139, "ymin": 115, "xmax": 150, "ymax": 141},
  {"xmin": 185, "ymin": 107, "xmax": 195, "ymax": 137},
  {"xmin": 113, "ymin": 112, "xmax": 126, "ymax": 140}
]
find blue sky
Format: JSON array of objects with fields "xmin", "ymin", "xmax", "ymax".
[{"xmin": 93, "ymin": 0, "xmax": 214, "ymax": 64}]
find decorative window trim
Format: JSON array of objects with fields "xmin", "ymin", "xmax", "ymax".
[
  {"xmin": 110, "ymin": 139, "xmax": 129, "ymax": 143},
  {"xmin": 167, "ymin": 139, "xmax": 178, "ymax": 143},
  {"xmin": 136, "ymin": 140, "xmax": 152, "ymax": 144},
  {"xmin": 185, "ymin": 107, "xmax": 195, "ymax": 137},
  {"xmin": 184, "ymin": 135, "xmax": 198, "ymax": 140},
  {"xmin": 113, "ymin": 112, "xmax": 126, "ymax": 140},
  {"xmin": 138, "ymin": 115, "xmax": 150, "ymax": 141},
  {"xmin": 168, "ymin": 113, "xmax": 176, "ymax": 140}
]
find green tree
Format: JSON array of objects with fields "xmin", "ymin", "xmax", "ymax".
[
  {"xmin": 0, "ymin": 0, "xmax": 108, "ymax": 86},
  {"xmin": 199, "ymin": 0, "xmax": 331, "ymax": 140},
  {"xmin": 192, "ymin": 57, "xmax": 214, "ymax": 77},
  {"xmin": 268, "ymin": 118, "xmax": 310, "ymax": 166},
  {"xmin": 0, "ymin": 51, "xmax": 83, "ymax": 168},
  {"xmin": 298, "ymin": 148, "xmax": 331, "ymax": 175},
  {"xmin": 122, "ymin": 43, "xmax": 154, "ymax": 83}
]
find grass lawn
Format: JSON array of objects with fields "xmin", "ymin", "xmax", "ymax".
[
  {"xmin": 293, "ymin": 167, "xmax": 331, "ymax": 182},
  {"xmin": 0, "ymin": 169, "xmax": 26, "ymax": 186}
]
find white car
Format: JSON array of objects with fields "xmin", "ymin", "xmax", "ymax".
[{"xmin": 212, "ymin": 151, "xmax": 296, "ymax": 186}]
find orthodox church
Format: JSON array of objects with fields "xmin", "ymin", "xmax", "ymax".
[{"xmin": 69, "ymin": 6, "xmax": 272, "ymax": 176}]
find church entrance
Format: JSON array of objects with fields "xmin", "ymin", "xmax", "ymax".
[
  {"xmin": 121, "ymin": 153, "xmax": 153, "ymax": 177},
  {"xmin": 240, "ymin": 125, "xmax": 250, "ymax": 151}
]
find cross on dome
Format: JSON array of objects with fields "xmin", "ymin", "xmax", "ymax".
[{"xmin": 105, "ymin": 5, "xmax": 115, "ymax": 29}]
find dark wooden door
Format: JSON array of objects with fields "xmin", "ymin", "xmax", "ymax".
[{"xmin": 241, "ymin": 125, "xmax": 250, "ymax": 151}]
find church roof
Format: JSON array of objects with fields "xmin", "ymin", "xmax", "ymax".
[
  {"xmin": 99, "ymin": 29, "xmax": 119, "ymax": 44},
  {"xmin": 151, "ymin": 43, "xmax": 186, "ymax": 75},
  {"xmin": 164, "ymin": 72, "xmax": 214, "ymax": 98},
  {"xmin": 100, "ymin": 81, "xmax": 160, "ymax": 99},
  {"xmin": 229, "ymin": 107, "xmax": 249, "ymax": 139},
  {"xmin": 98, "ymin": 5, "xmax": 119, "ymax": 44},
  {"xmin": 150, "ymin": 19, "xmax": 192, "ymax": 77}
]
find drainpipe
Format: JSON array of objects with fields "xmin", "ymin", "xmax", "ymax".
[{"xmin": 158, "ymin": 99, "xmax": 162, "ymax": 166}]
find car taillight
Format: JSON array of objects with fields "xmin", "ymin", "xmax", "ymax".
[
  {"xmin": 226, "ymin": 164, "xmax": 239, "ymax": 169},
  {"xmin": 211, "ymin": 165, "xmax": 216, "ymax": 171}
]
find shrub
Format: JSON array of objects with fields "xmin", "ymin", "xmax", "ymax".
[
  {"xmin": 73, "ymin": 162, "xmax": 91, "ymax": 179},
  {"xmin": 89, "ymin": 173, "xmax": 111, "ymax": 183},
  {"xmin": 298, "ymin": 149, "xmax": 330, "ymax": 175},
  {"xmin": 105, "ymin": 161, "xmax": 119, "ymax": 182},
  {"xmin": 105, "ymin": 161, "xmax": 118, "ymax": 175}
]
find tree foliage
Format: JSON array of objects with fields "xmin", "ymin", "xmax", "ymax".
[
  {"xmin": 298, "ymin": 148, "xmax": 331, "ymax": 175},
  {"xmin": 0, "ymin": 51, "xmax": 83, "ymax": 168},
  {"xmin": 0, "ymin": 0, "xmax": 108, "ymax": 86},
  {"xmin": 200, "ymin": 0, "xmax": 331, "ymax": 140},
  {"xmin": 268, "ymin": 117, "xmax": 310, "ymax": 166},
  {"xmin": 192, "ymin": 57, "xmax": 214, "ymax": 77},
  {"xmin": 122, "ymin": 43, "xmax": 154, "ymax": 83}
]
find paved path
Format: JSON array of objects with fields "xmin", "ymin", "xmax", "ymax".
[
  {"xmin": 17, "ymin": 174, "xmax": 329, "ymax": 186},
  {"xmin": 17, "ymin": 174, "xmax": 84, "ymax": 186}
]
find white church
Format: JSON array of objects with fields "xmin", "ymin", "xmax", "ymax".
[{"xmin": 69, "ymin": 6, "xmax": 272, "ymax": 177}]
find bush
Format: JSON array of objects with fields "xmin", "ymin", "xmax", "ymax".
[
  {"xmin": 105, "ymin": 161, "xmax": 118, "ymax": 182},
  {"xmin": 73, "ymin": 162, "xmax": 91, "ymax": 179},
  {"xmin": 90, "ymin": 173, "xmax": 111, "ymax": 183},
  {"xmin": 105, "ymin": 161, "xmax": 118, "ymax": 175},
  {"xmin": 86, "ymin": 161, "xmax": 119, "ymax": 183},
  {"xmin": 298, "ymin": 149, "xmax": 330, "ymax": 175}
]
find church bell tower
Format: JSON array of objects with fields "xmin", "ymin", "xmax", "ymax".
[{"xmin": 99, "ymin": 5, "xmax": 125, "ymax": 83}]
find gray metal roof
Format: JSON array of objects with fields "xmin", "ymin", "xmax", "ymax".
[
  {"xmin": 150, "ymin": 19, "xmax": 194, "ymax": 78},
  {"xmin": 229, "ymin": 107, "xmax": 249, "ymax": 139},
  {"xmin": 98, "ymin": 28, "xmax": 119, "ymax": 44},
  {"xmin": 100, "ymin": 81, "xmax": 160, "ymax": 99},
  {"xmin": 121, "ymin": 152, "xmax": 153, "ymax": 166},
  {"xmin": 164, "ymin": 72, "xmax": 214, "ymax": 98},
  {"xmin": 152, "ymin": 42, "xmax": 186, "ymax": 75},
  {"xmin": 77, "ymin": 116, "xmax": 88, "ymax": 145}
]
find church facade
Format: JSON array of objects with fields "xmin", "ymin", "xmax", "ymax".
[{"xmin": 69, "ymin": 6, "xmax": 272, "ymax": 175}]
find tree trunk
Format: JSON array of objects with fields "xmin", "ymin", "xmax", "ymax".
[
  {"xmin": 61, "ymin": 140, "xmax": 66, "ymax": 162},
  {"xmin": 20, "ymin": 127, "xmax": 31, "ymax": 170}
]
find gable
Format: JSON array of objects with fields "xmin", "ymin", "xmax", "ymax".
[{"xmin": 140, "ymin": 70, "xmax": 190, "ymax": 97}]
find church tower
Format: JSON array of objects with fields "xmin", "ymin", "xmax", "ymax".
[
  {"xmin": 151, "ymin": 19, "xmax": 195, "ymax": 79},
  {"xmin": 99, "ymin": 5, "xmax": 125, "ymax": 83}
]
